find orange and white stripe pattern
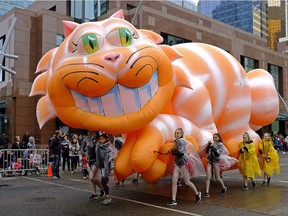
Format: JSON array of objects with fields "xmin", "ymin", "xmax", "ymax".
[{"xmin": 30, "ymin": 10, "xmax": 279, "ymax": 182}]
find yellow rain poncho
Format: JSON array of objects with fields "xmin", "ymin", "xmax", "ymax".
[
  {"xmin": 258, "ymin": 140, "xmax": 280, "ymax": 176},
  {"xmin": 238, "ymin": 141, "xmax": 261, "ymax": 179}
]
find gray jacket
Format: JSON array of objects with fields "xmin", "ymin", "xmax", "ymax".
[
  {"xmin": 95, "ymin": 142, "xmax": 116, "ymax": 182},
  {"xmin": 174, "ymin": 138, "xmax": 188, "ymax": 167},
  {"xmin": 206, "ymin": 141, "xmax": 225, "ymax": 163}
]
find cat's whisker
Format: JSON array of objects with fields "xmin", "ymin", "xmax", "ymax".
[
  {"xmin": 56, "ymin": 62, "xmax": 104, "ymax": 74},
  {"xmin": 126, "ymin": 46, "xmax": 156, "ymax": 64}
]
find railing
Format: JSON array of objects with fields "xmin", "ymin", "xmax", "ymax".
[{"xmin": 0, "ymin": 149, "xmax": 49, "ymax": 178}]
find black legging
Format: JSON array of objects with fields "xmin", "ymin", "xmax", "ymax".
[
  {"xmin": 101, "ymin": 176, "xmax": 109, "ymax": 195},
  {"xmin": 62, "ymin": 152, "xmax": 70, "ymax": 171},
  {"xmin": 70, "ymin": 156, "xmax": 77, "ymax": 171}
]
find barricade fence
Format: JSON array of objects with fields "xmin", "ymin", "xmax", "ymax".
[{"xmin": 0, "ymin": 149, "xmax": 50, "ymax": 177}]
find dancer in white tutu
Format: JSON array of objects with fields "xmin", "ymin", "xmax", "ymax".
[
  {"xmin": 167, "ymin": 128, "xmax": 204, "ymax": 206},
  {"xmin": 203, "ymin": 133, "xmax": 238, "ymax": 198}
]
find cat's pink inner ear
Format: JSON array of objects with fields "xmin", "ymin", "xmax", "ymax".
[
  {"xmin": 110, "ymin": 10, "xmax": 124, "ymax": 19},
  {"xmin": 158, "ymin": 45, "xmax": 183, "ymax": 62},
  {"xmin": 62, "ymin": 21, "xmax": 80, "ymax": 37}
]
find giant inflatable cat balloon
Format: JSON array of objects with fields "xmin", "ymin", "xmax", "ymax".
[{"xmin": 30, "ymin": 10, "xmax": 279, "ymax": 182}]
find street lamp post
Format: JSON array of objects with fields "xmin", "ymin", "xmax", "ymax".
[{"xmin": 0, "ymin": 17, "xmax": 18, "ymax": 75}]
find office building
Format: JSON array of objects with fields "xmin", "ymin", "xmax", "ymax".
[
  {"xmin": 0, "ymin": 0, "xmax": 287, "ymax": 145},
  {"xmin": 198, "ymin": 0, "xmax": 288, "ymax": 50},
  {"xmin": 0, "ymin": 0, "xmax": 35, "ymax": 17},
  {"xmin": 211, "ymin": 0, "xmax": 268, "ymax": 38},
  {"xmin": 197, "ymin": 0, "xmax": 221, "ymax": 17}
]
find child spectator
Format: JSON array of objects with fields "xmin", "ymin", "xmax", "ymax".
[
  {"xmin": 29, "ymin": 149, "xmax": 42, "ymax": 174},
  {"xmin": 81, "ymin": 153, "xmax": 88, "ymax": 179}
]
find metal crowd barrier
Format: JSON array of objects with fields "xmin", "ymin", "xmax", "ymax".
[{"xmin": 0, "ymin": 149, "xmax": 49, "ymax": 178}]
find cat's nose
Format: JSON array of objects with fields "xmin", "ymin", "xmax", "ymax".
[{"xmin": 104, "ymin": 53, "xmax": 120, "ymax": 63}]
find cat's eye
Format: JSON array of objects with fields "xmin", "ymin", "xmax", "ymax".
[
  {"xmin": 76, "ymin": 33, "xmax": 104, "ymax": 55},
  {"xmin": 106, "ymin": 28, "xmax": 134, "ymax": 47}
]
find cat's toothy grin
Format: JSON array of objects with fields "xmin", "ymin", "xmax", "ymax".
[{"xmin": 71, "ymin": 72, "xmax": 158, "ymax": 117}]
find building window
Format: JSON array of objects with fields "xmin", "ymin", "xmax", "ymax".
[
  {"xmin": 0, "ymin": 35, "xmax": 6, "ymax": 82},
  {"xmin": 268, "ymin": 63, "xmax": 283, "ymax": 96},
  {"xmin": 161, "ymin": 32, "xmax": 191, "ymax": 46},
  {"xmin": 70, "ymin": 0, "xmax": 83, "ymax": 21},
  {"xmin": 49, "ymin": 5, "xmax": 56, "ymax": 11},
  {"xmin": 56, "ymin": 34, "xmax": 64, "ymax": 47},
  {"xmin": 168, "ymin": 0, "xmax": 197, "ymax": 12},
  {"xmin": 240, "ymin": 55, "xmax": 259, "ymax": 72},
  {"xmin": 70, "ymin": 0, "xmax": 108, "ymax": 22},
  {"xmin": 94, "ymin": 0, "xmax": 108, "ymax": 19},
  {"xmin": 127, "ymin": 4, "xmax": 136, "ymax": 10}
]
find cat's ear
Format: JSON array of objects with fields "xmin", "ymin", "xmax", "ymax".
[
  {"xmin": 62, "ymin": 21, "xmax": 80, "ymax": 37},
  {"xmin": 139, "ymin": 29, "xmax": 163, "ymax": 44},
  {"xmin": 159, "ymin": 46, "xmax": 192, "ymax": 89},
  {"xmin": 158, "ymin": 45, "xmax": 183, "ymax": 62},
  {"xmin": 110, "ymin": 10, "xmax": 125, "ymax": 19}
]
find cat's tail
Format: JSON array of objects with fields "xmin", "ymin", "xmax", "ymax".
[{"xmin": 247, "ymin": 69, "xmax": 279, "ymax": 131}]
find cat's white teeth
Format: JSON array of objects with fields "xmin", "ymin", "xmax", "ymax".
[{"xmin": 71, "ymin": 72, "xmax": 158, "ymax": 117}]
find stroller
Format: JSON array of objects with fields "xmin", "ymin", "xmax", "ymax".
[
  {"xmin": 29, "ymin": 151, "xmax": 42, "ymax": 174},
  {"xmin": 11, "ymin": 158, "xmax": 25, "ymax": 176}
]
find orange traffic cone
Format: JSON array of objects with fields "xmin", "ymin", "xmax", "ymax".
[{"xmin": 47, "ymin": 163, "xmax": 53, "ymax": 177}]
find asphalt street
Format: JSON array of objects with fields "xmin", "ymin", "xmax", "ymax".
[{"xmin": 0, "ymin": 153, "xmax": 288, "ymax": 216}]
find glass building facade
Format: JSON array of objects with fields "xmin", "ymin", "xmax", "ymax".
[
  {"xmin": 267, "ymin": 0, "xmax": 287, "ymax": 50},
  {"xmin": 161, "ymin": 32, "xmax": 191, "ymax": 46},
  {"xmin": 70, "ymin": 0, "xmax": 108, "ymax": 23},
  {"xmin": 211, "ymin": 1, "xmax": 267, "ymax": 37},
  {"xmin": 0, "ymin": 0, "xmax": 35, "ymax": 17},
  {"xmin": 198, "ymin": 0, "xmax": 287, "ymax": 49},
  {"xmin": 268, "ymin": 63, "xmax": 283, "ymax": 95},
  {"xmin": 282, "ymin": 0, "xmax": 288, "ymax": 38},
  {"xmin": 168, "ymin": 0, "xmax": 198, "ymax": 12},
  {"xmin": 240, "ymin": 55, "xmax": 259, "ymax": 72},
  {"xmin": 197, "ymin": 0, "xmax": 221, "ymax": 17}
]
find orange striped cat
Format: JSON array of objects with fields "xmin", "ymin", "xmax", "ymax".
[{"xmin": 30, "ymin": 10, "xmax": 279, "ymax": 182}]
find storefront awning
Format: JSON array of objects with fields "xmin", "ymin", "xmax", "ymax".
[{"xmin": 277, "ymin": 112, "xmax": 288, "ymax": 121}]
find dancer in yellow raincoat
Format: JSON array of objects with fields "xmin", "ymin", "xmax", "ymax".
[
  {"xmin": 259, "ymin": 132, "xmax": 280, "ymax": 186},
  {"xmin": 238, "ymin": 132, "xmax": 261, "ymax": 191}
]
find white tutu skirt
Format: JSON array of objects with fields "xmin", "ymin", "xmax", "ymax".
[{"xmin": 218, "ymin": 155, "xmax": 238, "ymax": 171}]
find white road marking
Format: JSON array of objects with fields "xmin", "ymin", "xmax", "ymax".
[
  {"xmin": 68, "ymin": 179, "xmax": 87, "ymax": 183},
  {"xmin": 23, "ymin": 177, "xmax": 203, "ymax": 216},
  {"xmin": 0, "ymin": 177, "xmax": 17, "ymax": 180},
  {"xmin": 277, "ymin": 181, "xmax": 288, "ymax": 184}
]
